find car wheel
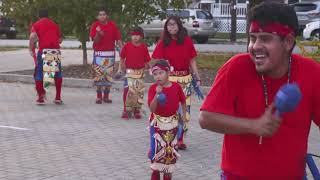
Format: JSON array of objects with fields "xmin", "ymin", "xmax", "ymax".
[
  {"xmin": 194, "ymin": 36, "xmax": 209, "ymax": 44},
  {"xmin": 6, "ymin": 32, "xmax": 17, "ymax": 39},
  {"xmin": 310, "ymin": 29, "xmax": 320, "ymax": 41}
]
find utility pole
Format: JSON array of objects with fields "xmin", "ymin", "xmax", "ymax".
[{"xmin": 230, "ymin": 0, "xmax": 237, "ymax": 42}]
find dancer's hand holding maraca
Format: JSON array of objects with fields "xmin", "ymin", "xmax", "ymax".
[
  {"xmin": 251, "ymin": 104, "xmax": 282, "ymax": 137},
  {"xmin": 156, "ymin": 83, "xmax": 167, "ymax": 105},
  {"xmin": 156, "ymin": 83, "xmax": 163, "ymax": 94}
]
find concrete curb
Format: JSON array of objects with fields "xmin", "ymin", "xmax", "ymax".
[{"xmin": 0, "ymin": 73, "xmax": 212, "ymax": 94}]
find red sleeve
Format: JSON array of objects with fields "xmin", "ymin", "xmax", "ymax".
[
  {"xmin": 148, "ymin": 84, "xmax": 157, "ymax": 106},
  {"xmin": 177, "ymin": 84, "xmax": 186, "ymax": 103},
  {"xmin": 312, "ymin": 62, "xmax": 320, "ymax": 126},
  {"xmin": 144, "ymin": 44, "xmax": 151, "ymax": 62},
  {"xmin": 90, "ymin": 22, "xmax": 97, "ymax": 40},
  {"xmin": 120, "ymin": 43, "xmax": 127, "ymax": 59},
  {"xmin": 31, "ymin": 23, "xmax": 38, "ymax": 34},
  {"xmin": 187, "ymin": 36, "xmax": 197, "ymax": 59},
  {"xmin": 152, "ymin": 40, "xmax": 165, "ymax": 59},
  {"xmin": 200, "ymin": 57, "xmax": 239, "ymax": 115},
  {"xmin": 113, "ymin": 22, "xmax": 121, "ymax": 41}
]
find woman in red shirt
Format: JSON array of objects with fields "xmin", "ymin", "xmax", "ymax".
[{"xmin": 152, "ymin": 16, "xmax": 201, "ymax": 150}]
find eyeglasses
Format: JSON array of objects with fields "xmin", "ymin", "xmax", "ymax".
[
  {"xmin": 167, "ymin": 23, "xmax": 178, "ymax": 27},
  {"xmin": 98, "ymin": 13, "xmax": 107, "ymax": 16}
]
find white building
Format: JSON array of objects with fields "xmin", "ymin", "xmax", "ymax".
[
  {"xmin": 193, "ymin": 0, "xmax": 314, "ymax": 33},
  {"xmin": 193, "ymin": 0, "xmax": 248, "ymax": 33}
]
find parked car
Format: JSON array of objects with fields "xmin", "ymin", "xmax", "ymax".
[
  {"xmin": 292, "ymin": 2, "xmax": 320, "ymax": 33},
  {"xmin": 0, "ymin": 15, "xmax": 17, "ymax": 39},
  {"xmin": 140, "ymin": 9, "xmax": 218, "ymax": 44},
  {"xmin": 303, "ymin": 20, "xmax": 320, "ymax": 40}
]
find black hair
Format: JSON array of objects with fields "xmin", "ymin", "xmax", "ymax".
[
  {"xmin": 249, "ymin": 2, "xmax": 299, "ymax": 37},
  {"xmin": 97, "ymin": 7, "xmax": 108, "ymax": 15},
  {"xmin": 132, "ymin": 26, "xmax": 144, "ymax": 36},
  {"xmin": 151, "ymin": 59, "xmax": 170, "ymax": 69},
  {"xmin": 162, "ymin": 16, "xmax": 187, "ymax": 47},
  {"xmin": 38, "ymin": 8, "xmax": 48, "ymax": 18}
]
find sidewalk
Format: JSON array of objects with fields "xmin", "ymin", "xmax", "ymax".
[
  {"xmin": 0, "ymin": 82, "xmax": 319, "ymax": 179},
  {"xmin": 0, "ymin": 82, "xmax": 221, "ymax": 180}
]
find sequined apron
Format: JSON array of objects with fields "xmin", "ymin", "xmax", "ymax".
[
  {"xmin": 169, "ymin": 73, "xmax": 192, "ymax": 125},
  {"xmin": 92, "ymin": 51, "xmax": 115, "ymax": 87},
  {"xmin": 42, "ymin": 49, "xmax": 62, "ymax": 91},
  {"xmin": 125, "ymin": 68, "xmax": 145, "ymax": 111},
  {"xmin": 149, "ymin": 113, "xmax": 181, "ymax": 173}
]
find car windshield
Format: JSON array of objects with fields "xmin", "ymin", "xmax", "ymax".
[
  {"xmin": 167, "ymin": 10, "xmax": 190, "ymax": 19},
  {"xmin": 293, "ymin": 4, "xmax": 317, "ymax": 12},
  {"xmin": 196, "ymin": 10, "xmax": 213, "ymax": 19}
]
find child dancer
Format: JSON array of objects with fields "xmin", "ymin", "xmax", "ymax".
[
  {"xmin": 148, "ymin": 60, "xmax": 187, "ymax": 180},
  {"xmin": 118, "ymin": 27, "xmax": 150, "ymax": 119}
]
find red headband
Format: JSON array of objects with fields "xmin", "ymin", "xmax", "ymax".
[
  {"xmin": 151, "ymin": 64, "xmax": 169, "ymax": 74},
  {"xmin": 249, "ymin": 21, "xmax": 295, "ymax": 37},
  {"xmin": 130, "ymin": 31, "xmax": 143, "ymax": 36}
]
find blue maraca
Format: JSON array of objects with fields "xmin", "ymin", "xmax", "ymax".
[
  {"xmin": 157, "ymin": 92, "xmax": 167, "ymax": 105},
  {"xmin": 274, "ymin": 83, "xmax": 302, "ymax": 116}
]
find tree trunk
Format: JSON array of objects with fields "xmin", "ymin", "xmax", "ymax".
[
  {"xmin": 82, "ymin": 40, "xmax": 88, "ymax": 65},
  {"xmin": 230, "ymin": 0, "xmax": 237, "ymax": 42}
]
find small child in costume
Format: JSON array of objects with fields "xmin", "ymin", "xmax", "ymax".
[
  {"xmin": 148, "ymin": 59, "xmax": 187, "ymax": 180},
  {"xmin": 117, "ymin": 26, "xmax": 150, "ymax": 119}
]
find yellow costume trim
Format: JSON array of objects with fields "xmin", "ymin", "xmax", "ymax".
[{"xmin": 125, "ymin": 68, "xmax": 145, "ymax": 111}]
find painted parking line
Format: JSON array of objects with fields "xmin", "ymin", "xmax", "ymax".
[{"xmin": 0, "ymin": 125, "xmax": 30, "ymax": 131}]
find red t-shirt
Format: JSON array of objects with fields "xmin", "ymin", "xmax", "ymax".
[
  {"xmin": 152, "ymin": 36, "xmax": 197, "ymax": 71},
  {"xmin": 90, "ymin": 20, "xmax": 121, "ymax": 51},
  {"xmin": 120, "ymin": 42, "xmax": 150, "ymax": 69},
  {"xmin": 200, "ymin": 53, "xmax": 320, "ymax": 179},
  {"xmin": 31, "ymin": 18, "xmax": 62, "ymax": 51},
  {"xmin": 148, "ymin": 82, "xmax": 186, "ymax": 117}
]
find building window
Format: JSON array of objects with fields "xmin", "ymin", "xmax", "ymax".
[
  {"xmin": 237, "ymin": 0, "xmax": 246, "ymax": 3},
  {"xmin": 289, "ymin": 0, "xmax": 299, "ymax": 4}
]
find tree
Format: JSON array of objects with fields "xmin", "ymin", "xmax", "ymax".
[
  {"xmin": 0, "ymin": 0, "xmax": 191, "ymax": 65},
  {"xmin": 0, "ymin": 0, "xmax": 42, "ymax": 37},
  {"xmin": 230, "ymin": 0, "xmax": 236, "ymax": 42}
]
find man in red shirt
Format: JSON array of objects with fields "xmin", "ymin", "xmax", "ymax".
[
  {"xmin": 29, "ymin": 8, "xmax": 63, "ymax": 105},
  {"xmin": 118, "ymin": 27, "xmax": 150, "ymax": 119},
  {"xmin": 90, "ymin": 8, "xmax": 123, "ymax": 104},
  {"xmin": 199, "ymin": 2, "xmax": 320, "ymax": 179}
]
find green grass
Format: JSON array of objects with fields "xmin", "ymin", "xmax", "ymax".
[
  {"xmin": 196, "ymin": 52, "xmax": 320, "ymax": 70},
  {"xmin": 296, "ymin": 40, "xmax": 320, "ymax": 62},
  {"xmin": 196, "ymin": 53, "xmax": 235, "ymax": 70}
]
